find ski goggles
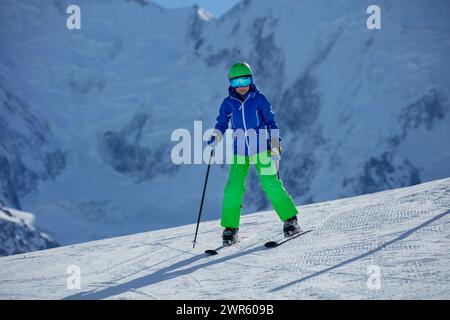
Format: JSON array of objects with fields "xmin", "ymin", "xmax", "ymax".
[{"xmin": 229, "ymin": 76, "xmax": 252, "ymax": 88}]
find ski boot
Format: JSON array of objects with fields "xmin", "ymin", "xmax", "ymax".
[
  {"xmin": 283, "ymin": 215, "xmax": 302, "ymax": 238},
  {"xmin": 222, "ymin": 227, "xmax": 239, "ymax": 246}
]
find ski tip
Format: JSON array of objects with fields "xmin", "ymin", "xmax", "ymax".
[
  {"xmin": 264, "ymin": 241, "xmax": 279, "ymax": 248},
  {"xmin": 205, "ymin": 249, "xmax": 218, "ymax": 255}
]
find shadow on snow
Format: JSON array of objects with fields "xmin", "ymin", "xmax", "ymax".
[
  {"xmin": 63, "ymin": 210, "xmax": 449, "ymax": 299},
  {"xmin": 270, "ymin": 209, "xmax": 450, "ymax": 292},
  {"xmin": 64, "ymin": 244, "xmax": 264, "ymax": 300}
]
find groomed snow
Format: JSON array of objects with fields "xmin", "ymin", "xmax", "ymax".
[{"xmin": 0, "ymin": 177, "xmax": 449, "ymax": 299}]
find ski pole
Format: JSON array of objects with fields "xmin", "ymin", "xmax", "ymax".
[
  {"xmin": 193, "ymin": 148, "xmax": 214, "ymax": 248},
  {"xmin": 276, "ymin": 159, "xmax": 280, "ymax": 180},
  {"xmin": 274, "ymin": 149, "xmax": 281, "ymax": 180}
]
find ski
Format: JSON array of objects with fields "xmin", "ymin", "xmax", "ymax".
[
  {"xmin": 205, "ymin": 242, "xmax": 238, "ymax": 255},
  {"xmin": 264, "ymin": 229, "xmax": 313, "ymax": 249},
  {"xmin": 204, "ymin": 236, "xmax": 245, "ymax": 255},
  {"xmin": 204, "ymin": 245, "xmax": 227, "ymax": 255}
]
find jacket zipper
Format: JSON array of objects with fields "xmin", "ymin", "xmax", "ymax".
[
  {"xmin": 230, "ymin": 94, "xmax": 252, "ymax": 154},
  {"xmin": 229, "ymin": 112, "xmax": 234, "ymax": 129}
]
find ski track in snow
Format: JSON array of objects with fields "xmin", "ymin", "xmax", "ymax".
[{"xmin": 0, "ymin": 178, "xmax": 449, "ymax": 299}]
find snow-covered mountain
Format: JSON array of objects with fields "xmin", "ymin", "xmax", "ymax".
[
  {"xmin": 0, "ymin": 178, "xmax": 448, "ymax": 299},
  {"xmin": 0, "ymin": 0, "xmax": 449, "ymax": 247},
  {"xmin": 0, "ymin": 73, "xmax": 66, "ymax": 210},
  {"xmin": 0, "ymin": 203, "xmax": 58, "ymax": 256}
]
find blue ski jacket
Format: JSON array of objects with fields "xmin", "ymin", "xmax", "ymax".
[{"xmin": 211, "ymin": 83, "xmax": 279, "ymax": 156}]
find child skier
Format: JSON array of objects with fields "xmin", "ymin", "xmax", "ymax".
[{"xmin": 208, "ymin": 62, "xmax": 302, "ymax": 246}]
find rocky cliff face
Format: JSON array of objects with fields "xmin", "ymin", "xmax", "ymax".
[{"xmin": 0, "ymin": 80, "xmax": 66, "ymax": 209}]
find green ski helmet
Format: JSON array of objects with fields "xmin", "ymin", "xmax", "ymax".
[{"xmin": 228, "ymin": 62, "xmax": 253, "ymax": 79}]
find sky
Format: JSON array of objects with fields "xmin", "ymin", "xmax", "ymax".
[{"xmin": 152, "ymin": 0, "xmax": 241, "ymax": 18}]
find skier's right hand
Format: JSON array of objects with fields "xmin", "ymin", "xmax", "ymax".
[
  {"xmin": 270, "ymin": 137, "xmax": 281, "ymax": 160},
  {"xmin": 207, "ymin": 129, "xmax": 222, "ymax": 148}
]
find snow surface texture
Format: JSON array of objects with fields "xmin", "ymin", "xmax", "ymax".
[
  {"xmin": 0, "ymin": 0, "xmax": 449, "ymax": 247},
  {"xmin": 0, "ymin": 204, "xmax": 58, "ymax": 256},
  {"xmin": 0, "ymin": 178, "xmax": 448, "ymax": 299}
]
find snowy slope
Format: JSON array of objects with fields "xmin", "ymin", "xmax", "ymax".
[
  {"xmin": 0, "ymin": 178, "xmax": 448, "ymax": 299},
  {"xmin": 0, "ymin": 0, "xmax": 449, "ymax": 247}
]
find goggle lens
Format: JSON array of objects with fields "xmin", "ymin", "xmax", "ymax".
[{"xmin": 230, "ymin": 76, "xmax": 252, "ymax": 88}]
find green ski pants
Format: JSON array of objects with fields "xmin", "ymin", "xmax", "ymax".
[{"xmin": 221, "ymin": 151, "xmax": 299, "ymax": 228}]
